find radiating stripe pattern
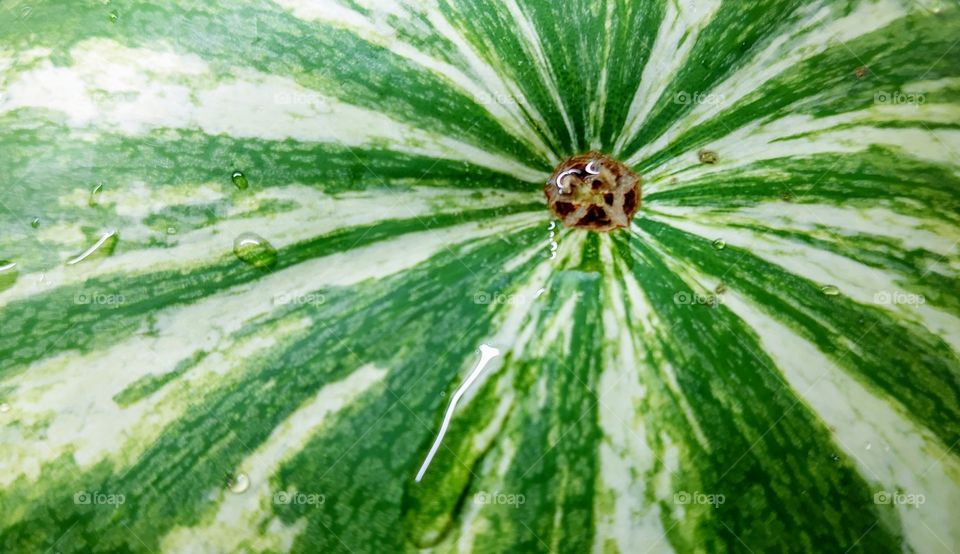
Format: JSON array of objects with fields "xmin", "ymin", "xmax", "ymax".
[{"xmin": 0, "ymin": 0, "xmax": 958, "ymax": 552}]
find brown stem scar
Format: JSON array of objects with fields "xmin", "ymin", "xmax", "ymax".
[{"xmin": 544, "ymin": 152, "xmax": 641, "ymax": 232}]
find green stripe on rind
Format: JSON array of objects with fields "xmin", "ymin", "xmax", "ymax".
[
  {"xmin": 626, "ymin": 6, "xmax": 960, "ymax": 171},
  {"xmin": 1, "ymin": 225, "xmax": 548, "ymax": 552},
  {"xmin": 618, "ymin": 0, "xmax": 811, "ymax": 160},
  {"xmin": 610, "ymin": 231, "xmax": 901, "ymax": 552},
  {"xmin": 0, "ymin": 0, "xmax": 551, "ymax": 168},
  {"xmin": 0, "ymin": 117, "xmax": 545, "ymax": 271},
  {"xmin": 636, "ymin": 218, "xmax": 960, "ymax": 452},
  {"xmin": 0, "ymin": 202, "xmax": 544, "ymax": 378}
]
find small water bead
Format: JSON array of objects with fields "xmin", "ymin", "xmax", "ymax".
[
  {"xmin": 166, "ymin": 226, "xmax": 177, "ymax": 235},
  {"xmin": 89, "ymin": 183, "xmax": 104, "ymax": 207},
  {"xmin": 233, "ymin": 232, "xmax": 277, "ymax": 269},
  {"xmin": 712, "ymin": 238, "xmax": 726, "ymax": 250},
  {"xmin": 31, "ymin": 217, "xmax": 40, "ymax": 228},
  {"xmin": 231, "ymin": 171, "xmax": 249, "ymax": 190},
  {"xmin": 227, "ymin": 473, "xmax": 250, "ymax": 494},
  {"xmin": 821, "ymin": 285, "xmax": 841, "ymax": 296},
  {"xmin": 0, "ymin": 260, "xmax": 18, "ymax": 292}
]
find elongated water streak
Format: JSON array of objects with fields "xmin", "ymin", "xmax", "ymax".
[
  {"xmin": 66, "ymin": 230, "xmax": 118, "ymax": 265},
  {"xmin": 414, "ymin": 344, "xmax": 500, "ymax": 483}
]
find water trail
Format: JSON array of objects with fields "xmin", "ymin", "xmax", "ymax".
[{"xmin": 415, "ymin": 344, "xmax": 500, "ymax": 483}]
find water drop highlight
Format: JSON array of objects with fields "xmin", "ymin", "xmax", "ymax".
[
  {"xmin": 0, "ymin": 260, "xmax": 19, "ymax": 292},
  {"xmin": 712, "ymin": 238, "xmax": 726, "ymax": 250},
  {"xmin": 231, "ymin": 171, "xmax": 249, "ymax": 190},
  {"xmin": 233, "ymin": 232, "xmax": 277, "ymax": 269},
  {"xmin": 31, "ymin": 217, "xmax": 40, "ymax": 228},
  {"xmin": 821, "ymin": 285, "xmax": 840, "ymax": 296},
  {"xmin": 89, "ymin": 183, "xmax": 103, "ymax": 207},
  {"xmin": 227, "ymin": 473, "xmax": 250, "ymax": 494}
]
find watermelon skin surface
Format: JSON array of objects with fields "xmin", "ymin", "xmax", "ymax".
[{"xmin": 1, "ymin": 0, "xmax": 959, "ymax": 552}]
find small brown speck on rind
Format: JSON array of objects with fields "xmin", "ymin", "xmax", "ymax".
[
  {"xmin": 698, "ymin": 149, "xmax": 719, "ymax": 164},
  {"xmin": 544, "ymin": 152, "xmax": 641, "ymax": 232}
]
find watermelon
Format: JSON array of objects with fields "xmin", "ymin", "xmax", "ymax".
[{"xmin": 1, "ymin": 0, "xmax": 959, "ymax": 552}]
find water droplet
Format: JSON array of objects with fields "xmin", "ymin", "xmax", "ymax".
[
  {"xmin": 66, "ymin": 230, "xmax": 119, "ymax": 265},
  {"xmin": 89, "ymin": 183, "xmax": 103, "ymax": 207},
  {"xmin": 233, "ymin": 232, "xmax": 277, "ymax": 269},
  {"xmin": 227, "ymin": 473, "xmax": 250, "ymax": 494},
  {"xmin": 712, "ymin": 238, "xmax": 726, "ymax": 250},
  {"xmin": 865, "ymin": 442, "xmax": 872, "ymax": 450},
  {"xmin": 821, "ymin": 285, "xmax": 841, "ymax": 296},
  {"xmin": 0, "ymin": 260, "xmax": 18, "ymax": 292},
  {"xmin": 830, "ymin": 453, "xmax": 841, "ymax": 462},
  {"xmin": 231, "ymin": 171, "xmax": 249, "ymax": 190},
  {"xmin": 31, "ymin": 217, "xmax": 40, "ymax": 228},
  {"xmin": 0, "ymin": 402, "xmax": 9, "ymax": 413},
  {"xmin": 166, "ymin": 226, "xmax": 177, "ymax": 235},
  {"xmin": 108, "ymin": 9, "xmax": 119, "ymax": 22}
]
